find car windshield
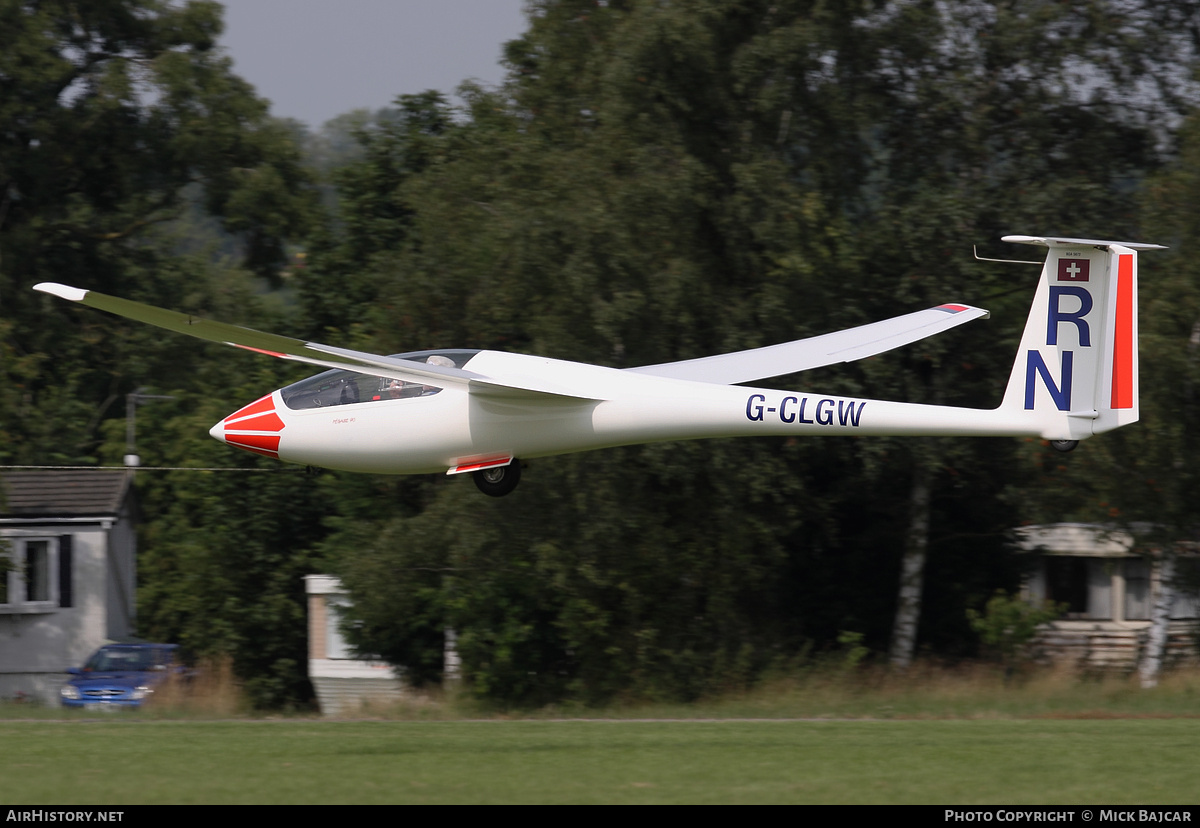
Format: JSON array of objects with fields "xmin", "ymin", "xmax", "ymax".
[
  {"xmin": 84, "ymin": 648, "xmax": 173, "ymax": 672},
  {"xmin": 280, "ymin": 350, "xmax": 479, "ymax": 411}
]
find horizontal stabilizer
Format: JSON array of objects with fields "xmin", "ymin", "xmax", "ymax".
[
  {"xmin": 627, "ymin": 303, "xmax": 989, "ymax": 385},
  {"xmin": 1002, "ymin": 235, "xmax": 1168, "ymax": 252}
]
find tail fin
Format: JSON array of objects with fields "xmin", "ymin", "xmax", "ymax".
[{"xmin": 998, "ymin": 236, "xmax": 1165, "ymax": 441}]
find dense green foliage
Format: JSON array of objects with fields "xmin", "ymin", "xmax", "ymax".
[
  {"xmin": 0, "ymin": 0, "xmax": 314, "ymax": 464},
  {"xmin": 320, "ymin": 0, "xmax": 1200, "ymax": 703},
  {"xmin": 966, "ymin": 590, "xmax": 1066, "ymax": 666},
  {"xmin": 5, "ymin": 0, "xmax": 1200, "ymax": 707},
  {"xmin": 0, "ymin": 0, "xmax": 318, "ymax": 707}
]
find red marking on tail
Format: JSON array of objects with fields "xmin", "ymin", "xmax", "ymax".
[{"xmin": 1111, "ymin": 254, "xmax": 1135, "ymax": 409}]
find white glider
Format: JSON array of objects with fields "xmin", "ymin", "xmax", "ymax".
[{"xmin": 34, "ymin": 236, "xmax": 1163, "ymax": 495}]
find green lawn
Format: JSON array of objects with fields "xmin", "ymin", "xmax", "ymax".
[{"xmin": 1, "ymin": 719, "xmax": 1197, "ymax": 804}]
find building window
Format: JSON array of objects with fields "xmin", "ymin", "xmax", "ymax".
[
  {"xmin": 0, "ymin": 535, "xmax": 71, "ymax": 612},
  {"xmin": 26, "ymin": 540, "xmax": 50, "ymax": 602},
  {"xmin": 1038, "ymin": 555, "xmax": 1164, "ymax": 622},
  {"xmin": 1042, "ymin": 557, "xmax": 1114, "ymax": 620}
]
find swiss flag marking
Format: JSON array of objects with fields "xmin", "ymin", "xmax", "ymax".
[{"xmin": 1057, "ymin": 258, "xmax": 1090, "ymax": 282}]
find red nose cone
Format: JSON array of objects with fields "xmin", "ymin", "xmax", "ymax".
[{"xmin": 213, "ymin": 395, "xmax": 285, "ymax": 459}]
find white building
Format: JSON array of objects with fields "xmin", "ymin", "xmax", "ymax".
[
  {"xmin": 304, "ymin": 574, "xmax": 461, "ymax": 716},
  {"xmin": 304, "ymin": 574, "xmax": 407, "ymax": 716},
  {"xmin": 0, "ymin": 470, "xmax": 137, "ymax": 705},
  {"xmin": 1018, "ymin": 523, "xmax": 1199, "ymax": 669}
]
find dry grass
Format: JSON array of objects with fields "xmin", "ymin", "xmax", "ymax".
[
  {"xmin": 328, "ymin": 687, "xmax": 456, "ymax": 720},
  {"xmin": 662, "ymin": 660, "xmax": 1200, "ymax": 721},
  {"xmin": 328, "ymin": 660, "xmax": 1200, "ymax": 721},
  {"xmin": 4, "ymin": 657, "xmax": 1199, "ymax": 721},
  {"xmin": 142, "ymin": 656, "xmax": 248, "ymax": 716}
]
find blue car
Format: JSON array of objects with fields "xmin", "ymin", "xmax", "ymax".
[{"xmin": 61, "ymin": 644, "xmax": 180, "ymax": 710}]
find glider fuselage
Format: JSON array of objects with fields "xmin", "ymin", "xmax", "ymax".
[{"xmin": 210, "ymin": 348, "xmax": 1030, "ymax": 476}]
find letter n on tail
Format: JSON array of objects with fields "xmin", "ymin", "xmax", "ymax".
[{"xmin": 1024, "ymin": 350, "xmax": 1073, "ymax": 411}]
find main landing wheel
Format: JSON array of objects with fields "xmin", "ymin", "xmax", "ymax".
[
  {"xmin": 1050, "ymin": 440, "xmax": 1079, "ymax": 453},
  {"xmin": 473, "ymin": 461, "xmax": 522, "ymax": 497}
]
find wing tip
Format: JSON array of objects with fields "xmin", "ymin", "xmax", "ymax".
[
  {"xmin": 934, "ymin": 303, "xmax": 990, "ymax": 320},
  {"xmin": 33, "ymin": 282, "xmax": 88, "ymax": 302}
]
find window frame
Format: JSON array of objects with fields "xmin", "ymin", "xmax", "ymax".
[{"xmin": 0, "ymin": 533, "xmax": 64, "ymax": 613}]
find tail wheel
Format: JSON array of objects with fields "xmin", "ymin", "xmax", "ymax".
[
  {"xmin": 473, "ymin": 461, "xmax": 521, "ymax": 497},
  {"xmin": 1050, "ymin": 440, "xmax": 1079, "ymax": 453}
]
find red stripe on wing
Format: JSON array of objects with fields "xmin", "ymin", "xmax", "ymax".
[{"xmin": 230, "ymin": 343, "xmax": 287, "ymax": 358}]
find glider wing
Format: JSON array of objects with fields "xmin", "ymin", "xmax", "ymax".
[
  {"xmin": 32, "ymin": 283, "xmax": 597, "ymax": 401},
  {"xmin": 627, "ymin": 303, "xmax": 989, "ymax": 384}
]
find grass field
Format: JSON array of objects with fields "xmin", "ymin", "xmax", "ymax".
[
  {"xmin": 4, "ymin": 665, "xmax": 1199, "ymax": 804},
  {"xmin": 1, "ymin": 718, "xmax": 1198, "ymax": 804}
]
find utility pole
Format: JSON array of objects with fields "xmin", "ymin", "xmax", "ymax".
[{"xmin": 124, "ymin": 388, "xmax": 176, "ymax": 467}]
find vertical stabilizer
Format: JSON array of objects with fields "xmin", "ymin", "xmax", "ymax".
[{"xmin": 998, "ymin": 236, "xmax": 1164, "ymax": 440}]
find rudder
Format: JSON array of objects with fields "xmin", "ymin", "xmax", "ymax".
[{"xmin": 998, "ymin": 236, "xmax": 1164, "ymax": 440}]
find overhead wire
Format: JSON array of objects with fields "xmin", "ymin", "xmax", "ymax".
[{"xmin": 0, "ymin": 464, "xmax": 302, "ymax": 473}]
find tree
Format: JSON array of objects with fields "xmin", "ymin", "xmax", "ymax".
[
  {"xmin": 317, "ymin": 0, "xmax": 1196, "ymax": 704},
  {"xmin": 825, "ymin": 0, "xmax": 1191, "ymax": 666},
  {"xmin": 1, "ymin": 0, "xmax": 314, "ymax": 464},
  {"xmin": 0, "ymin": 0, "xmax": 324, "ymax": 707},
  {"xmin": 1007, "ymin": 93, "xmax": 1200, "ymax": 686}
]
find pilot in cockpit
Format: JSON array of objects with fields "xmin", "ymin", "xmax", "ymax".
[{"xmin": 383, "ymin": 355, "xmax": 454, "ymax": 399}]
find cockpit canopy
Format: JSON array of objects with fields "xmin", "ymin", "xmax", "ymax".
[{"xmin": 280, "ymin": 349, "xmax": 480, "ymax": 411}]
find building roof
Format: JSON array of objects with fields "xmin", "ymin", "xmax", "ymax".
[
  {"xmin": 1015, "ymin": 523, "xmax": 1139, "ymax": 557},
  {"xmin": 0, "ymin": 469, "xmax": 133, "ymax": 518}
]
